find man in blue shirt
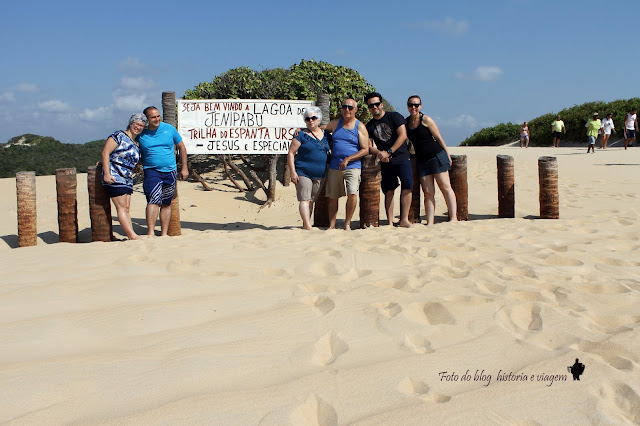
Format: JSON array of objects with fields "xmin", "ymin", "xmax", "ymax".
[{"xmin": 139, "ymin": 106, "xmax": 188, "ymax": 236}]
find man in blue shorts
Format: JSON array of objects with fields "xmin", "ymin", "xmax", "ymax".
[
  {"xmin": 365, "ymin": 92, "xmax": 413, "ymax": 227},
  {"xmin": 139, "ymin": 106, "xmax": 189, "ymax": 236}
]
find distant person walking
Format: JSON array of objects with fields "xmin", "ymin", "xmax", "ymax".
[
  {"xmin": 101, "ymin": 113, "xmax": 147, "ymax": 240},
  {"xmin": 624, "ymin": 108, "xmax": 638, "ymax": 149},
  {"xmin": 551, "ymin": 115, "xmax": 566, "ymax": 147},
  {"xmin": 520, "ymin": 122, "xmax": 530, "ymax": 148},
  {"xmin": 585, "ymin": 112, "xmax": 601, "ymax": 154},
  {"xmin": 599, "ymin": 113, "xmax": 615, "ymax": 149}
]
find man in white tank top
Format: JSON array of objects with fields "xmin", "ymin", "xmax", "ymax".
[{"xmin": 624, "ymin": 108, "xmax": 638, "ymax": 150}]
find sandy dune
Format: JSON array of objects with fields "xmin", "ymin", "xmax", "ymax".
[{"xmin": 1, "ymin": 146, "xmax": 639, "ymax": 424}]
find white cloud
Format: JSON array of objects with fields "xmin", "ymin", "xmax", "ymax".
[
  {"xmin": 120, "ymin": 76, "xmax": 155, "ymax": 91},
  {"xmin": 38, "ymin": 100, "xmax": 72, "ymax": 113},
  {"xmin": 79, "ymin": 106, "xmax": 113, "ymax": 122},
  {"xmin": 15, "ymin": 83, "xmax": 37, "ymax": 93},
  {"xmin": 455, "ymin": 66, "xmax": 504, "ymax": 81},
  {"xmin": 118, "ymin": 57, "xmax": 147, "ymax": 73},
  {"xmin": 0, "ymin": 92, "xmax": 15, "ymax": 102},
  {"xmin": 403, "ymin": 17, "xmax": 469, "ymax": 36},
  {"xmin": 113, "ymin": 90, "xmax": 148, "ymax": 111},
  {"xmin": 442, "ymin": 114, "xmax": 479, "ymax": 128}
]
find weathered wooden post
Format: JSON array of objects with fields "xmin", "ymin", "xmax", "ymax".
[
  {"xmin": 359, "ymin": 154, "xmax": 381, "ymax": 228},
  {"xmin": 408, "ymin": 155, "xmax": 421, "ymax": 223},
  {"xmin": 497, "ymin": 155, "xmax": 515, "ymax": 218},
  {"xmin": 538, "ymin": 156, "xmax": 559, "ymax": 219},
  {"xmin": 87, "ymin": 165, "xmax": 113, "ymax": 242},
  {"xmin": 162, "ymin": 91, "xmax": 182, "ymax": 236},
  {"xmin": 313, "ymin": 93, "xmax": 331, "ymax": 228},
  {"xmin": 16, "ymin": 171, "xmax": 37, "ymax": 247},
  {"xmin": 56, "ymin": 168, "xmax": 78, "ymax": 243},
  {"xmin": 449, "ymin": 155, "xmax": 468, "ymax": 221}
]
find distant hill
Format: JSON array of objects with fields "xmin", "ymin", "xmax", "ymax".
[
  {"xmin": 0, "ymin": 134, "xmax": 105, "ymax": 178},
  {"xmin": 461, "ymin": 98, "xmax": 640, "ymax": 146}
]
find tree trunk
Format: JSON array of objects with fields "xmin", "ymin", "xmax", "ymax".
[
  {"xmin": 162, "ymin": 92, "xmax": 177, "ymax": 126},
  {"xmin": 226, "ymin": 155, "xmax": 254, "ymax": 191},
  {"xmin": 497, "ymin": 155, "xmax": 515, "ymax": 218},
  {"xmin": 359, "ymin": 154, "xmax": 381, "ymax": 228},
  {"xmin": 449, "ymin": 155, "xmax": 468, "ymax": 221},
  {"xmin": 56, "ymin": 168, "xmax": 78, "ymax": 243},
  {"xmin": 87, "ymin": 165, "xmax": 113, "ymax": 242},
  {"xmin": 16, "ymin": 171, "xmax": 37, "ymax": 247},
  {"xmin": 538, "ymin": 156, "xmax": 559, "ymax": 219},
  {"xmin": 408, "ymin": 156, "xmax": 421, "ymax": 223},
  {"xmin": 168, "ymin": 188, "xmax": 182, "ymax": 236},
  {"xmin": 222, "ymin": 155, "xmax": 245, "ymax": 192}
]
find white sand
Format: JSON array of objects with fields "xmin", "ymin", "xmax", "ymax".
[{"xmin": 1, "ymin": 146, "xmax": 639, "ymax": 424}]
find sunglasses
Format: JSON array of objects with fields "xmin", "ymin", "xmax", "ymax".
[
  {"xmin": 341, "ymin": 104, "xmax": 355, "ymax": 111},
  {"xmin": 304, "ymin": 116, "xmax": 318, "ymax": 121},
  {"xmin": 407, "ymin": 103, "xmax": 421, "ymax": 108},
  {"xmin": 367, "ymin": 102, "xmax": 382, "ymax": 109}
]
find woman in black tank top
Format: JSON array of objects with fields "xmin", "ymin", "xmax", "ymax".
[{"xmin": 406, "ymin": 95, "xmax": 457, "ymax": 225}]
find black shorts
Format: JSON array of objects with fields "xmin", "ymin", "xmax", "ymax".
[
  {"xmin": 553, "ymin": 131, "xmax": 563, "ymax": 139},
  {"xmin": 381, "ymin": 159, "xmax": 413, "ymax": 193}
]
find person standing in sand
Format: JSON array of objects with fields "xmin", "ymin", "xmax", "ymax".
[
  {"xmin": 585, "ymin": 112, "xmax": 601, "ymax": 154},
  {"xmin": 101, "ymin": 113, "xmax": 147, "ymax": 240},
  {"xmin": 365, "ymin": 92, "xmax": 413, "ymax": 228},
  {"xmin": 405, "ymin": 95, "xmax": 457, "ymax": 225},
  {"xmin": 599, "ymin": 113, "xmax": 615, "ymax": 149},
  {"xmin": 623, "ymin": 108, "xmax": 638, "ymax": 150},
  {"xmin": 138, "ymin": 106, "xmax": 189, "ymax": 237},
  {"xmin": 323, "ymin": 98, "xmax": 370, "ymax": 230},
  {"xmin": 287, "ymin": 106, "xmax": 331, "ymax": 230},
  {"xmin": 551, "ymin": 115, "xmax": 566, "ymax": 147},
  {"xmin": 520, "ymin": 122, "xmax": 530, "ymax": 148}
]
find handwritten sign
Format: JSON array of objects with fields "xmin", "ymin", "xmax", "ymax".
[{"xmin": 177, "ymin": 99, "xmax": 314, "ymax": 154}]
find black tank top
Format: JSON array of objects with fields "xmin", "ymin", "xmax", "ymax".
[{"xmin": 405, "ymin": 113, "xmax": 444, "ymax": 161}]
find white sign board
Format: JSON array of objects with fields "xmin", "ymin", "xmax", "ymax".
[{"xmin": 178, "ymin": 99, "xmax": 314, "ymax": 154}]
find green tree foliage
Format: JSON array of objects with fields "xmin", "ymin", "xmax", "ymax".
[
  {"xmin": 0, "ymin": 134, "xmax": 104, "ymax": 178},
  {"xmin": 462, "ymin": 98, "xmax": 640, "ymax": 146},
  {"xmin": 184, "ymin": 59, "xmax": 377, "ymax": 122}
]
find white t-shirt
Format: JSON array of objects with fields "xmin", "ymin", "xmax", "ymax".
[
  {"xmin": 601, "ymin": 118, "xmax": 615, "ymax": 135},
  {"xmin": 625, "ymin": 113, "xmax": 637, "ymax": 130}
]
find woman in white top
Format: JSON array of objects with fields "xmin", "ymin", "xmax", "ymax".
[{"xmin": 599, "ymin": 113, "xmax": 616, "ymax": 149}]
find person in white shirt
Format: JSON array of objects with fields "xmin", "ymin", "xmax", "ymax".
[
  {"xmin": 599, "ymin": 113, "xmax": 616, "ymax": 149},
  {"xmin": 624, "ymin": 108, "xmax": 638, "ymax": 150}
]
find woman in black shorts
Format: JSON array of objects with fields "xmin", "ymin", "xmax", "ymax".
[{"xmin": 405, "ymin": 95, "xmax": 457, "ymax": 224}]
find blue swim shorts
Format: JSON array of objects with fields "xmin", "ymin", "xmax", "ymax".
[
  {"xmin": 143, "ymin": 168, "xmax": 177, "ymax": 206},
  {"xmin": 381, "ymin": 158, "xmax": 414, "ymax": 193}
]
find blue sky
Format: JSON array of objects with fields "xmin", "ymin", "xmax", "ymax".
[{"xmin": 1, "ymin": 0, "xmax": 638, "ymax": 146}]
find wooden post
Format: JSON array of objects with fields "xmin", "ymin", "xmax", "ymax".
[
  {"xmin": 313, "ymin": 94, "xmax": 331, "ymax": 228},
  {"xmin": 359, "ymin": 154, "xmax": 381, "ymax": 228},
  {"xmin": 87, "ymin": 166, "xmax": 113, "ymax": 242},
  {"xmin": 497, "ymin": 155, "xmax": 515, "ymax": 218},
  {"xmin": 56, "ymin": 168, "xmax": 78, "ymax": 243},
  {"xmin": 162, "ymin": 91, "xmax": 182, "ymax": 236},
  {"xmin": 16, "ymin": 171, "xmax": 37, "ymax": 247},
  {"xmin": 408, "ymin": 155, "xmax": 421, "ymax": 223},
  {"xmin": 538, "ymin": 156, "xmax": 559, "ymax": 219},
  {"xmin": 449, "ymin": 155, "xmax": 468, "ymax": 221}
]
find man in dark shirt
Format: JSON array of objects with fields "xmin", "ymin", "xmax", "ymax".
[{"xmin": 365, "ymin": 92, "xmax": 413, "ymax": 227}]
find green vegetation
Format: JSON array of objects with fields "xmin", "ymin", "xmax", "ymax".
[
  {"xmin": 461, "ymin": 98, "xmax": 640, "ymax": 146},
  {"xmin": 0, "ymin": 134, "xmax": 104, "ymax": 178},
  {"xmin": 184, "ymin": 59, "xmax": 379, "ymax": 121}
]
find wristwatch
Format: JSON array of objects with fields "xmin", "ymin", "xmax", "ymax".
[{"xmin": 387, "ymin": 148, "xmax": 394, "ymax": 155}]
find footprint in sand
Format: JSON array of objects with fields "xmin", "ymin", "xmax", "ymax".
[
  {"xmin": 259, "ymin": 393, "xmax": 337, "ymax": 426},
  {"xmin": 371, "ymin": 302, "xmax": 402, "ymax": 319},
  {"xmin": 597, "ymin": 381, "xmax": 640, "ymax": 424},
  {"xmin": 398, "ymin": 377, "xmax": 450, "ymax": 403},
  {"xmin": 403, "ymin": 334, "xmax": 433, "ymax": 354},
  {"xmin": 496, "ymin": 303, "xmax": 542, "ymax": 333},
  {"xmin": 577, "ymin": 340, "xmax": 639, "ymax": 371},
  {"xmin": 264, "ymin": 268, "xmax": 293, "ymax": 279},
  {"xmin": 166, "ymin": 257, "xmax": 201, "ymax": 272},
  {"xmin": 580, "ymin": 313, "xmax": 640, "ymax": 335},
  {"xmin": 405, "ymin": 302, "xmax": 457, "ymax": 326},
  {"xmin": 375, "ymin": 275, "xmax": 422, "ymax": 292},
  {"xmin": 311, "ymin": 331, "xmax": 349, "ymax": 366},
  {"xmin": 301, "ymin": 295, "xmax": 335, "ymax": 316}
]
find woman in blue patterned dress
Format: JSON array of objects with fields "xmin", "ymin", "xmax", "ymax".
[
  {"xmin": 101, "ymin": 113, "xmax": 147, "ymax": 240},
  {"xmin": 287, "ymin": 106, "xmax": 331, "ymax": 229}
]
